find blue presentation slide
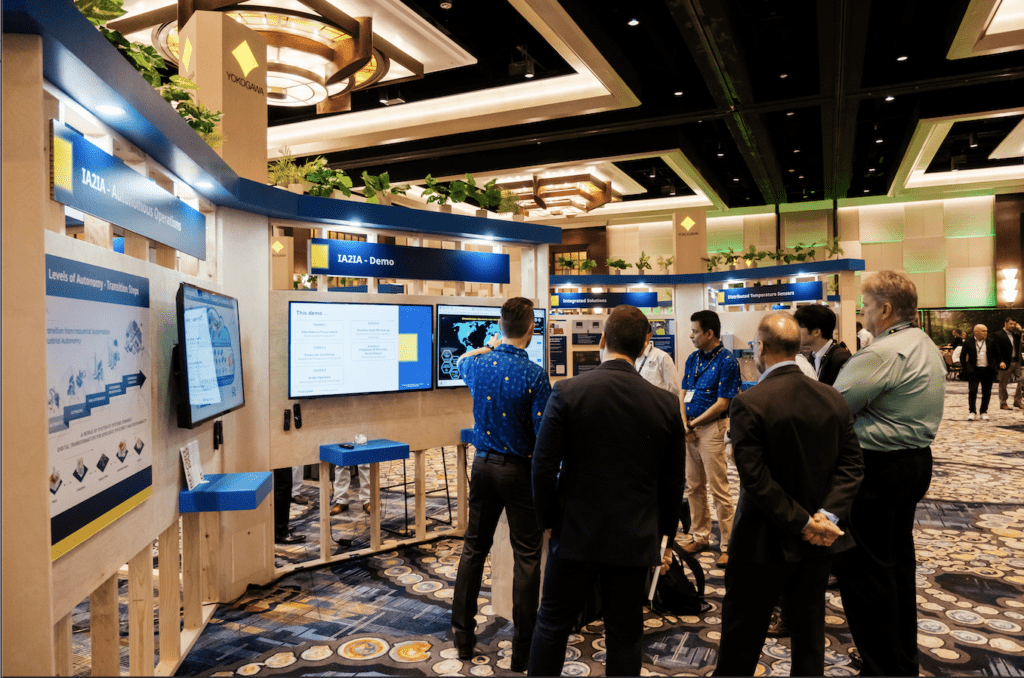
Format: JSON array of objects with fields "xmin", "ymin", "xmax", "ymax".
[
  {"xmin": 182, "ymin": 285, "xmax": 244, "ymax": 422},
  {"xmin": 436, "ymin": 305, "xmax": 545, "ymax": 388},
  {"xmin": 289, "ymin": 302, "xmax": 432, "ymax": 398}
]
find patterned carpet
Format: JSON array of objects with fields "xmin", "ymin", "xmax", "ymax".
[{"xmin": 71, "ymin": 382, "xmax": 1024, "ymax": 676}]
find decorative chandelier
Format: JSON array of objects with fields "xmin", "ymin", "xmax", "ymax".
[
  {"xmin": 502, "ymin": 174, "xmax": 615, "ymax": 215},
  {"xmin": 113, "ymin": 3, "xmax": 424, "ymax": 112}
]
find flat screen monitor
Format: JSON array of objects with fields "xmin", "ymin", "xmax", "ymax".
[
  {"xmin": 436, "ymin": 304, "xmax": 546, "ymax": 388},
  {"xmin": 175, "ymin": 283, "xmax": 245, "ymax": 428},
  {"xmin": 288, "ymin": 301, "xmax": 433, "ymax": 398}
]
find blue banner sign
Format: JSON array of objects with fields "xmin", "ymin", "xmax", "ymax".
[
  {"xmin": 573, "ymin": 333, "xmax": 602, "ymax": 346},
  {"xmin": 549, "ymin": 335, "xmax": 567, "ymax": 377},
  {"xmin": 652, "ymin": 335, "xmax": 675, "ymax": 362},
  {"xmin": 716, "ymin": 281, "xmax": 824, "ymax": 306},
  {"xmin": 309, "ymin": 238, "xmax": 509, "ymax": 284},
  {"xmin": 551, "ymin": 292, "xmax": 659, "ymax": 309},
  {"xmin": 50, "ymin": 120, "xmax": 207, "ymax": 260}
]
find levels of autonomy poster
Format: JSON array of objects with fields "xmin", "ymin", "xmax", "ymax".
[{"xmin": 46, "ymin": 254, "xmax": 152, "ymax": 560}]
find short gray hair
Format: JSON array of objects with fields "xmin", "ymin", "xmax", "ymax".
[{"xmin": 862, "ymin": 271, "xmax": 918, "ymax": 322}]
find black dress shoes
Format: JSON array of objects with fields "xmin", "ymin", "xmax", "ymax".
[
  {"xmin": 275, "ymin": 530, "xmax": 306, "ymax": 544},
  {"xmin": 453, "ymin": 631, "xmax": 476, "ymax": 660}
]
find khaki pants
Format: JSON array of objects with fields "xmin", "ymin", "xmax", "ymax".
[
  {"xmin": 997, "ymin": 361, "xmax": 1021, "ymax": 406},
  {"xmin": 684, "ymin": 418, "xmax": 735, "ymax": 551}
]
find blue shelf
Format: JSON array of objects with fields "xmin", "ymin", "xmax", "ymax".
[
  {"xmin": 178, "ymin": 472, "xmax": 272, "ymax": 513},
  {"xmin": 550, "ymin": 259, "xmax": 865, "ymax": 287},
  {"xmin": 320, "ymin": 439, "xmax": 410, "ymax": 466},
  {"xmin": 2, "ymin": 0, "xmax": 560, "ymax": 246}
]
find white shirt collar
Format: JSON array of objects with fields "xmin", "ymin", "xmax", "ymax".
[
  {"xmin": 759, "ymin": 360, "xmax": 797, "ymax": 382},
  {"xmin": 812, "ymin": 339, "xmax": 833, "ymax": 374}
]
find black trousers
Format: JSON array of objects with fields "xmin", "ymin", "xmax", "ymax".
[
  {"xmin": 528, "ymin": 547, "xmax": 648, "ymax": 677},
  {"xmin": 451, "ymin": 453, "xmax": 542, "ymax": 659},
  {"xmin": 272, "ymin": 467, "xmax": 293, "ymax": 538},
  {"xmin": 713, "ymin": 555, "xmax": 832, "ymax": 676},
  {"xmin": 967, "ymin": 367, "xmax": 996, "ymax": 413},
  {"xmin": 836, "ymin": 447, "xmax": 932, "ymax": 677}
]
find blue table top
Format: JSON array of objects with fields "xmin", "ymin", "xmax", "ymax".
[
  {"xmin": 178, "ymin": 472, "xmax": 273, "ymax": 513},
  {"xmin": 320, "ymin": 439, "xmax": 410, "ymax": 466}
]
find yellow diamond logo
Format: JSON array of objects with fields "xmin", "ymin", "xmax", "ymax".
[
  {"xmin": 717, "ymin": 291, "xmax": 726, "ymax": 303},
  {"xmin": 53, "ymin": 136, "xmax": 74, "ymax": 192},
  {"xmin": 310, "ymin": 244, "xmax": 329, "ymax": 270},
  {"xmin": 182, "ymin": 37, "xmax": 193, "ymax": 71},
  {"xmin": 681, "ymin": 216, "xmax": 695, "ymax": 231},
  {"xmin": 232, "ymin": 40, "xmax": 259, "ymax": 77},
  {"xmin": 550, "ymin": 295, "xmax": 559, "ymax": 307},
  {"xmin": 272, "ymin": 240, "xmax": 284, "ymax": 254}
]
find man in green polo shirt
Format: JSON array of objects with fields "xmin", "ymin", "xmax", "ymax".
[{"xmin": 832, "ymin": 270, "xmax": 946, "ymax": 677}]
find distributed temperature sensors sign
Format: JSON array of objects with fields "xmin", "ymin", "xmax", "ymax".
[
  {"xmin": 716, "ymin": 281, "xmax": 824, "ymax": 306},
  {"xmin": 309, "ymin": 238, "xmax": 509, "ymax": 284}
]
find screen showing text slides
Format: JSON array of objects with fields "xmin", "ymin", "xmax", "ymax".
[
  {"xmin": 436, "ymin": 305, "xmax": 546, "ymax": 388},
  {"xmin": 182, "ymin": 285, "xmax": 244, "ymax": 422},
  {"xmin": 289, "ymin": 302, "xmax": 433, "ymax": 398}
]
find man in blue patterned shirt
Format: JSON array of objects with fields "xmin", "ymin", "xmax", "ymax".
[
  {"xmin": 680, "ymin": 310, "xmax": 741, "ymax": 567},
  {"xmin": 450, "ymin": 297, "xmax": 552, "ymax": 671}
]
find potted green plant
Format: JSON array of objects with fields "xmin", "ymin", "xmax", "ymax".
[
  {"xmin": 606, "ymin": 258, "xmax": 632, "ymax": 274},
  {"xmin": 579, "ymin": 258, "xmax": 598, "ymax": 274},
  {"xmin": 497, "ymin": 188, "xmax": 524, "ymax": 217},
  {"xmin": 722, "ymin": 248, "xmax": 741, "ymax": 270},
  {"xmin": 701, "ymin": 253, "xmax": 724, "ymax": 272},
  {"xmin": 361, "ymin": 171, "xmax": 410, "ymax": 205},
  {"xmin": 268, "ymin": 156, "xmax": 306, "ymax": 191},
  {"xmin": 464, "ymin": 174, "xmax": 503, "ymax": 211},
  {"xmin": 635, "ymin": 251, "xmax": 652, "ymax": 274},
  {"xmin": 656, "ymin": 255, "xmax": 674, "ymax": 274},
  {"xmin": 556, "ymin": 255, "xmax": 579, "ymax": 272},
  {"xmin": 304, "ymin": 157, "xmax": 353, "ymax": 198},
  {"xmin": 741, "ymin": 244, "xmax": 770, "ymax": 268},
  {"xmin": 823, "ymin": 240, "xmax": 845, "ymax": 259},
  {"xmin": 422, "ymin": 174, "xmax": 453, "ymax": 210},
  {"xmin": 792, "ymin": 242, "xmax": 817, "ymax": 262}
]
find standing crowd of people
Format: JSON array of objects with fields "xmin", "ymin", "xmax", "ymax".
[{"xmin": 450, "ymin": 270, "xmax": 949, "ymax": 676}]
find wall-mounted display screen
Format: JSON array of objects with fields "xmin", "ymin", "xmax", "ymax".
[
  {"xmin": 436, "ymin": 304, "xmax": 546, "ymax": 388},
  {"xmin": 176, "ymin": 283, "xmax": 245, "ymax": 428},
  {"xmin": 289, "ymin": 301, "xmax": 433, "ymax": 398}
]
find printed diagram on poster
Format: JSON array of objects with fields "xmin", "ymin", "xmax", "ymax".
[
  {"xmin": 46, "ymin": 255, "xmax": 152, "ymax": 561},
  {"xmin": 180, "ymin": 440, "xmax": 205, "ymax": 491}
]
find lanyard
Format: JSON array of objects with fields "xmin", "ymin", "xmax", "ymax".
[
  {"xmin": 692, "ymin": 345, "xmax": 722, "ymax": 384},
  {"xmin": 638, "ymin": 345, "xmax": 652, "ymax": 373}
]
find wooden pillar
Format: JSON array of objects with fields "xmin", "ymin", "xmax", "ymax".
[
  {"xmin": 43, "ymin": 92, "xmax": 66, "ymax": 235},
  {"xmin": 369, "ymin": 463, "xmax": 381, "ymax": 550},
  {"xmin": 154, "ymin": 243, "xmax": 177, "ymax": 270},
  {"xmin": 2, "ymin": 34, "xmax": 57, "ymax": 677},
  {"xmin": 456, "ymin": 443, "xmax": 469, "ymax": 533},
  {"xmin": 54, "ymin": 614, "xmax": 72, "ymax": 677},
  {"xmin": 413, "ymin": 450, "xmax": 427, "ymax": 540},
  {"xmin": 319, "ymin": 460, "xmax": 331, "ymax": 562},
  {"xmin": 90, "ymin": 574, "xmax": 121, "ymax": 676},
  {"xmin": 838, "ymin": 270, "xmax": 859, "ymax": 352},
  {"xmin": 158, "ymin": 522, "xmax": 182, "ymax": 666},
  {"xmin": 128, "ymin": 544, "xmax": 155, "ymax": 676},
  {"xmin": 672, "ymin": 209, "xmax": 709, "ymax": 274},
  {"xmin": 181, "ymin": 513, "xmax": 202, "ymax": 630},
  {"xmin": 123, "ymin": 231, "xmax": 150, "ymax": 260}
]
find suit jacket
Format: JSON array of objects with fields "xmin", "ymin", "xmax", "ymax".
[
  {"xmin": 817, "ymin": 341, "xmax": 852, "ymax": 386},
  {"xmin": 532, "ymin": 359, "xmax": 686, "ymax": 567},
  {"xmin": 727, "ymin": 365, "xmax": 864, "ymax": 563},
  {"xmin": 993, "ymin": 328, "xmax": 1022, "ymax": 365},
  {"xmin": 960, "ymin": 336, "xmax": 1004, "ymax": 376}
]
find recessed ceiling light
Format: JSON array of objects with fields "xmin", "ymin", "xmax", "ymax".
[
  {"xmin": 868, "ymin": 168, "xmax": 875, "ymax": 172},
  {"xmin": 440, "ymin": 1, "xmax": 452, "ymax": 8},
  {"xmin": 717, "ymin": 151, "xmax": 724, "ymax": 157},
  {"xmin": 779, "ymin": 73, "xmax": 788, "ymax": 79},
  {"xmin": 885, "ymin": 95, "xmax": 895, "ymax": 102},
  {"xmin": 793, "ymin": 148, "xmax": 800, "ymax": 153},
  {"xmin": 875, "ymin": 138, "xmax": 883, "ymax": 144},
  {"xmin": 674, "ymin": 91, "xmax": 683, "ymax": 97},
  {"xmin": 97, "ymin": 105, "xmax": 125, "ymax": 116},
  {"xmin": 896, "ymin": 55, "xmax": 908, "ymax": 61},
  {"xmin": 864, "ymin": 189, "xmax": 870, "ymax": 193},
  {"xmin": 789, "ymin": 168, "xmax": 796, "ymax": 173},
  {"xmin": 649, "ymin": 171, "xmax": 656, "ymax": 178},
  {"xmin": 628, "ymin": 18, "xmax": 639, "ymax": 26},
  {"xmin": 798, "ymin": 175, "xmax": 804, "ymax": 179},
  {"xmin": 733, "ymin": 177, "xmax": 740, "ymax": 182},
  {"xmin": 969, "ymin": 132, "xmax": 978, "ymax": 148},
  {"xmin": 786, "ymin": 111, "xmax": 795, "ymax": 116}
]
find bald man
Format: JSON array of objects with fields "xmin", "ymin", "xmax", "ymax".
[
  {"xmin": 960, "ymin": 324, "xmax": 1005, "ymax": 421},
  {"xmin": 713, "ymin": 313, "xmax": 863, "ymax": 677}
]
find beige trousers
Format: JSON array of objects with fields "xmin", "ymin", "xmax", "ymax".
[{"xmin": 684, "ymin": 418, "xmax": 735, "ymax": 551}]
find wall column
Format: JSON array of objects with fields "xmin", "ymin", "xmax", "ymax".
[{"xmin": 672, "ymin": 209, "xmax": 708, "ymax": 274}]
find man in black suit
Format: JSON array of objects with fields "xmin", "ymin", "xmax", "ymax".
[
  {"xmin": 529, "ymin": 305, "xmax": 686, "ymax": 677},
  {"xmin": 713, "ymin": 313, "xmax": 863, "ymax": 677},
  {"xmin": 961, "ymin": 324, "xmax": 1005, "ymax": 421},
  {"xmin": 995, "ymin": 317, "xmax": 1022, "ymax": 410},
  {"xmin": 794, "ymin": 304, "xmax": 852, "ymax": 386}
]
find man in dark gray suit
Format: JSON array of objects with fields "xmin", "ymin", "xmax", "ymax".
[
  {"xmin": 713, "ymin": 312, "xmax": 863, "ymax": 676},
  {"xmin": 529, "ymin": 305, "xmax": 686, "ymax": 677}
]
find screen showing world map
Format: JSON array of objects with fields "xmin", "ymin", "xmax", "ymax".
[{"xmin": 436, "ymin": 305, "xmax": 546, "ymax": 388}]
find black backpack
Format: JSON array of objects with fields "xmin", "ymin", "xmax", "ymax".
[{"xmin": 648, "ymin": 541, "xmax": 708, "ymax": 615}]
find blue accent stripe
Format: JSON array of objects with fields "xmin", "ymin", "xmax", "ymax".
[{"xmin": 51, "ymin": 467, "xmax": 152, "ymax": 545}]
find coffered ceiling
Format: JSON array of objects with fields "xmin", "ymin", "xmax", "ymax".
[{"xmin": 117, "ymin": 0, "xmax": 1024, "ymax": 220}]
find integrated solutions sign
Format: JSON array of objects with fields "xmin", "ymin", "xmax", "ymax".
[
  {"xmin": 308, "ymin": 238, "xmax": 510, "ymax": 284},
  {"xmin": 50, "ymin": 120, "xmax": 206, "ymax": 260},
  {"xmin": 716, "ymin": 281, "xmax": 824, "ymax": 306},
  {"xmin": 551, "ymin": 292, "xmax": 659, "ymax": 309}
]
